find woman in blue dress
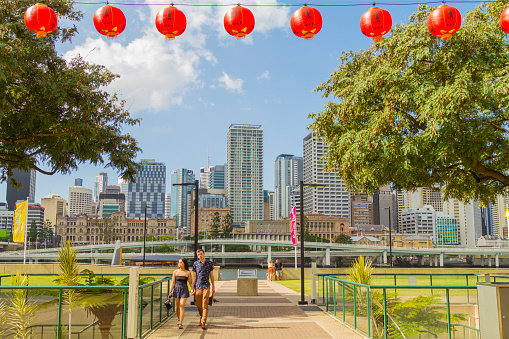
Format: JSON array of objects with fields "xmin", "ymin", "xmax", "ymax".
[{"xmin": 169, "ymin": 258, "xmax": 192, "ymax": 329}]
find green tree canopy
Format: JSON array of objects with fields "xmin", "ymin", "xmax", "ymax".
[
  {"xmin": 210, "ymin": 212, "xmax": 221, "ymax": 238},
  {"xmin": 0, "ymin": 0, "xmax": 140, "ymax": 186},
  {"xmin": 310, "ymin": 1, "xmax": 509, "ymax": 205}
]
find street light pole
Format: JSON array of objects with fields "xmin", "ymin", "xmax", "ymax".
[
  {"xmin": 299, "ymin": 180, "xmax": 325, "ymax": 306},
  {"xmin": 299, "ymin": 181, "xmax": 306, "ymax": 305},
  {"xmin": 143, "ymin": 205, "xmax": 151, "ymax": 267},
  {"xmin": 193, "ymin": 179, "xmax": 199, "ymax": 263},
  {"xmin": 385, "ymin": 206, "xmax": 393, "ymax": 268}
]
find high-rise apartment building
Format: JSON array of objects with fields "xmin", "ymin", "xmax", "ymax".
[
  {"xmin": 41, "ymin": 194, "xmax": 66, "ymax": 226},
  {"xmin": 69, "ymin": 186, "xmax": 93, "ymax": 216},
  {"xmin": 302, "ymin": 132, "xmax": 350, "ymax": 219},
  {"xmin": 94, "ymin": 172, "xmax": 108, "ymax": 203},
  {"xmin": 170, "ymin": 168, "xmax": 195, "ymax": 233},
  {"xmin": 442, "ymin": 198, "xmax": 482, "ymax": 247},
  {"xmin": 492, "ymin": 194, "xmax": 509, "ymax": 238},
  {"xmin": 98, "ymin": 186, "xmax": 125, "ymax": 217},
  {"xmin": 274, "ymin": 154, "xmax": 303, "ymax": 219},
  {"xmin": 6, "ymin": 169, "xmax": 36, "ymax": 211},
  {"xmin": 200, "ymin": 167, "xmax": 212, "ymax": 189},
  {"xmin": 209, "ymin": 165, "xmax": 226, "ymax": 189},
  {"xmin": 127, "ymin": 159, "xmax": 166, "ymax": 218},
  {"xmin": 227, "ymin": 124, "xmax": 264, "ymax": 225},
  {"xmin": 0, "ymin": 203, "xmax": 13, "ymax": 235},
  {"xmin": 264, "ymin": 190, "xmax": 274, "ymax": 220},
  {"xmin": 118, "ymin": 178, "xmax": 129, "ymax": 212},
  {"xmin": 396, "ymin": 188, "xmax": 442, "ymax": 231},
  {"xmin": 351, "ymin": 192, "xmax": 374, "ymax": 226},
  {"xmin": 165, "ymin": 193, "xmax": 171, "ymax": 218}
]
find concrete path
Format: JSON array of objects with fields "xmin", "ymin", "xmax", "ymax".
[{"xmin": 146, "ymin": 280, "xmax": 366, "ymax": 339}]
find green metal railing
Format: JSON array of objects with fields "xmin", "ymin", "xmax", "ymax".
[
  {"xmin": 0, "ymin": 285, "xmax": 129, "ymax": 338},
  {"xmin": 324, "ymin": 276, "xmax": 479, "ymax": 339},
  {"xmin": 0, "ymin": 275, "xmax": 173, "ymax": 338},
  {"xmin": 316, "ymin": 273, "xmax": 481, "ymax": 306},
  {"xmin": 138, "ymin": 277, "xmax": 173, "ymax": 338}
]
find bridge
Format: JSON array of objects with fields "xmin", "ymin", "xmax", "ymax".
[{"xmin": 0, "ymin": 239, "xmax": 508, "ymax": 267}]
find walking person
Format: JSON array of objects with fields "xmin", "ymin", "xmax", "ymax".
[
  {"xmin": 191, "ymin": 248, "xmax": 215, "ymax": 330},
  {"xmin": 275, "ymin": 259, "xmax": 283, "ymax": 281},
  {"xmin": 267, "ymin": 259, "xmax": 274, "ymax": 281},
  {"xmin": 169, "ymin": 258, "xmax": 192, "ymax": 329}
]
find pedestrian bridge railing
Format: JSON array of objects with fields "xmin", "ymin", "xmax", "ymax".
[{"xmin": 322, "ymin": 275, "xmax": 480, "ymax": 339}]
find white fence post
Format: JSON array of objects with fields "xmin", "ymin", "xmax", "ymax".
[{"xmin": 127, "ymin": 267, "xmax": 140, "ymax": 338}]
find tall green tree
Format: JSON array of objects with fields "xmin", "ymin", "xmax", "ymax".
[
  {"xmin": 222, "ymin": 213, "xmax": 233, "ymax": 238},
  {"xmin": 310, "ymin": 1, "xmax": 509, "ymax": 205},
  {"xmin": 210, "ymin": 212, "xmax": 221, "ymax": 238},
  {"xmin": 27, "ymin": 220, "xmax": 38, "ymax": 247},
  {"xmin": 0, "ymin": 0, "xmax": 141, "ymax": 188}
]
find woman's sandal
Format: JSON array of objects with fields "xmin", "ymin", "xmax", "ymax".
[
  {"xmin": 200, "ymin": 322, "xmax": 206, "ymax": 330},
  {"xmin": 178, "ymin": 324, "xmax": 183, "ymax": 329}
]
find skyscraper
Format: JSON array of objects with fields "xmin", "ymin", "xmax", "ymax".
[
  {"xmin": 274, "ymin": 154, "xmax": 303, "ymax": 219},
  {"xmin": 302, "ymin": 132, "xmax": 350, "ymax": 219},
  {"xmin": 69, "ymin": 186, "xmax": 93, "ymax": 216},
  {"xmin": 396, "ymin": 187, "xmax": 443, "ymax": 231},
  {"xmin": 200, "ymin": 166, "xmax": 212, "ymax": 189},
  {"xmin": 209, "ymin": 164, "xmax": 226, "ymax": 189},
  {"xmin": 443, "ymin": 198, "xmax": 482, "ymax": 247},
  {"xmin": 6, "ymin": 169, "xmax": 36, "ymax": 211},
  {"xmin": 170, "ymin": 168, "xmax": 195, "ymax": 233},
  {"xmin": 94, "ymin": 172, "xmax": 108, "ymax": 202},
  {"xmin": 127, "ymin": 159, "xmax": 166, "ymax": 218},
  {"xmin": 227, "ymin": 124, "xmax": 264, "ymax": 225}
]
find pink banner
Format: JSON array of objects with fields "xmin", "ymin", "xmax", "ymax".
[{"xmin": 290, "ymin": 205, "xmax": 297, "ymax": 247}]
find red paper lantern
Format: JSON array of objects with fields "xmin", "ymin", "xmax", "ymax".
[
  {"xmin": 290, "ymin": 6, "xmax": 322, "ymax": 40},
  {"xmin": 24, "ymin": 3, "xmax": 58, "ymax": 38},
  {"xmin": 155, "ymin": 6, "xmax": 186, "ymax": 40},
  {"xmin": 224, "ymin": 6, "xmax": 255, "ymax": 40},
  {"xmin": 500, "ymin": 7, "xmax": 509, "ymax": 33},
  {"xmin": 93, "ymin": 5, "xmax": 126, "ymax": 40},
  {"xmin": 427, "ymin": 5, "xmax": 462, "ymax": 40},
  {"xmin": 360, "ymin": 7, "xmax": 392, "ymax": 42}
]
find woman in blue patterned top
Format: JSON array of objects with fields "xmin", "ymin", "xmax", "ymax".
[{"xmin": 169, "ymin": 258, "xmax": 192, "ymax": 329}]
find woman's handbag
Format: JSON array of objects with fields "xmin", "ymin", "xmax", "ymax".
[
  {"xmin": 164, "ymin": 297, "xmax": 172, "ymax": 310},
  {"xmin": 208, "ymin": 292, "xmax": 214, "ymax": 306}
]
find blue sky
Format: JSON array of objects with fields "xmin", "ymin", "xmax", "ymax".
[{"xmin": 1, "ymin": 0, "xmax": 478, "ymax": 202}]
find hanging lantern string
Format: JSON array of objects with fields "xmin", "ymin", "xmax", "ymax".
[{"xmin": 11, "ymin": 0, "xmax": 498, "ymax": 7}]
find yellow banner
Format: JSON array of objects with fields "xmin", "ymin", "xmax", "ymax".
[{"xmin": 13, "ymin": 200, "xmax": 28, "ymax": 243}]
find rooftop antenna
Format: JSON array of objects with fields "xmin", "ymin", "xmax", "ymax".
[{"xmin": 207, "ymin": 145, "xmax": 211, "ymax": 167}]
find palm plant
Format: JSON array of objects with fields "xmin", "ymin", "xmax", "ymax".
[
  {"xmin": 55, "ymin": 241, "xmax": 81, "ymax": 339},
  {"xmin": 0, "ymin": 300, "xmax": 7, "ymax": 336},
  {"xmin": 7, "ymin": 272, "xmax": 36, "ymax": 339}
]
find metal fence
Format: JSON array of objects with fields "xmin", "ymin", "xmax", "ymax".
[
  {"xmin": 0, "ymin": 275, "xmax": 173, "ymax": 339},
  {"xmin": 138, "ymin": 277, "xmax": 172, "ymax": 338},
  {"xmin": 323, "ymin": 275, "xmax": 480, "ymax": 339}
]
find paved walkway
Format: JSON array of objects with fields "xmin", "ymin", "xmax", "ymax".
[{"xmin": 147, "ymin": 280, "xmax": 365, "ymax": 338}]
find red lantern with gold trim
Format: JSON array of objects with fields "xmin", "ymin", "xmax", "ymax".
[
  {"xmin": 24, "ymin": 3, "xmax": 58, "ymax": 38},
  {"xmin": 93, "ymin": 5, "xmax": 126, "ymax": 40},
  {"xmin": 290, "ymin": 6, "xmax": 322, "ymax": 40},
  {"xmin": 360, "ymin": 7, "xmax": 392, "ymax": 42},
  {"xmin": 224, "ymin": 6, "xmax": 255, "ymax": 40},
  {"xmin": 500, "ymin": 6, "xmax": 509, "ymax": 33},
  {"xmin": 155, "ymin": 6, "xmax": 187, "ymax": 40},
  {"xmin": 427, "ymin": 5, "xmax": 461, "ymax": 40}
]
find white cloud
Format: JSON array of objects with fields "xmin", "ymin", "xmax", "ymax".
[
  {"xmin": 62, "ymin": 0, "xmax": 288, "ymax": 112},
  {"xmin": 63, "ymin": 29, "xmax": 213, "ymax": 113},
  {"xmin": 217, "ymin": 72, "xmax": 244, "ymax": 93},
  {"xmin": 257, "ymin": 70, "xmax": 271, "ymax": 80}
]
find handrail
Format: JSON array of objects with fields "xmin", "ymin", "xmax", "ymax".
[{"xmin": 139, "ymin": 276, "xmax": 171, "ymax": 288}]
